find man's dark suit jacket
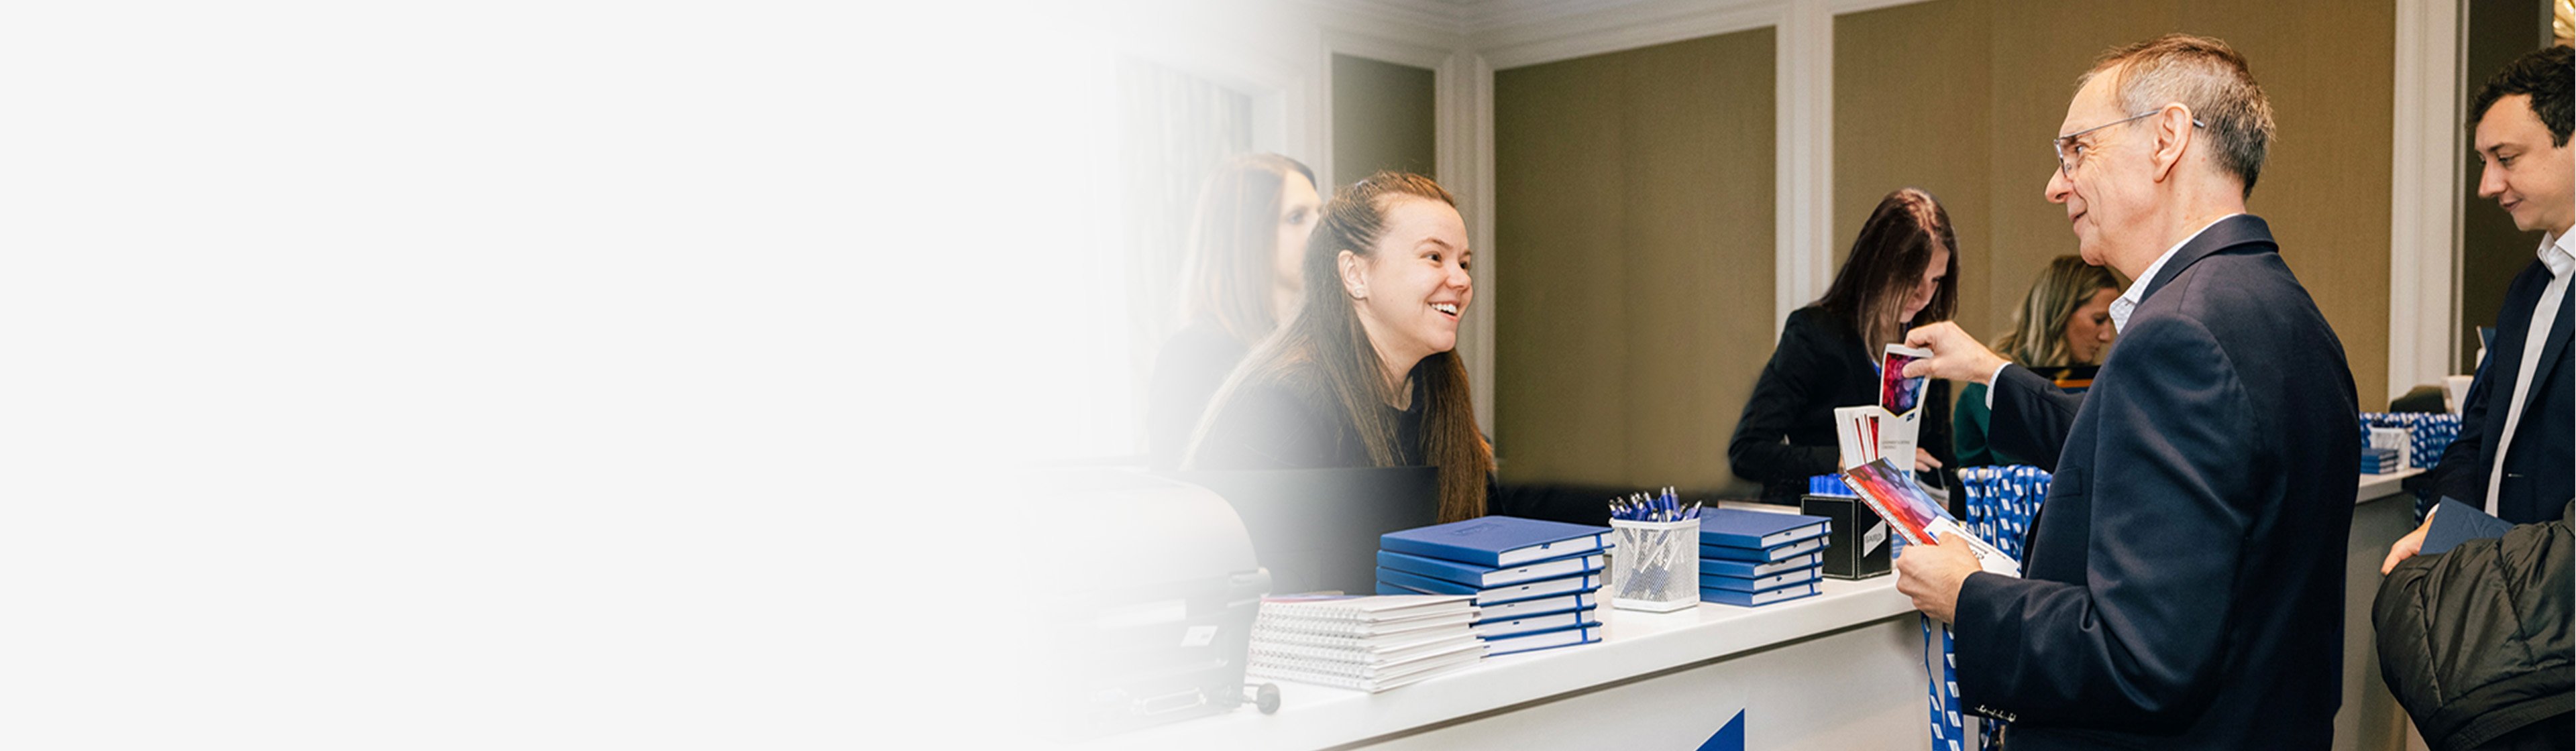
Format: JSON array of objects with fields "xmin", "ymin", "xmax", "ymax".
[
  {"xmin": 1957, "ymin": 215, "xmax": 2361, "ymax": 749},
  {"xmin": 2428, "ymin": 255, "xmax": 2573, "ymax": 525}
]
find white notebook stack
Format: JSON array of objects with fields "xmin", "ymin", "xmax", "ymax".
[{"xmin": 1244, "ymin": 595, "xmax": 1484, "ymax": 693}]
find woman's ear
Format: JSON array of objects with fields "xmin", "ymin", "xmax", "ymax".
[{"xmin": 1338, "ymin": 250, "xmax": 1367, "ymax": 298}]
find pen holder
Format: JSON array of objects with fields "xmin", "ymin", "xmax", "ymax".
[{"xmin": 1607, "ymin": 518, "xmax": 1699, "ymax": 612}]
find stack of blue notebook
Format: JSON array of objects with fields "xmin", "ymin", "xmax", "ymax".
[
  {"xmin": 1374, "ymin": 516, "xmax": 1613, "ymax": 656},
  {"xmin": 2360, "ymin": 446, "xmax": 2402, "ymax": 474},
  {"xmin": 1697, "ymin": 508, "xmax": 1831, "ymax": 607}
]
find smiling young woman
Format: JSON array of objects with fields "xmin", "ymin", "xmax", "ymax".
[{"xmin": 1182, "ymin": 172, "xmax": 1495, "ymax": 524}]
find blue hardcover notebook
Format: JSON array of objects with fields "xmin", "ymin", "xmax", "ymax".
[
  {"xmin": 1700, "ymin": 534, "xmax": 1827, "ymax": 563},
  {"xmin": 1377, "ymin": 567, "xmax": 1602, "ymax": 605},
  {"xmin": 1698, "ymin": 508, "xmax": 1831, "ymax": 548},
  {"xmin": 1375, "ymin": 549, "xmax": 1605, "ymax": 589},
  {"xmin": 1481, "ymin": 622, "xmax": 1603, "ymax": 656},
  {"xmin": 1381, "ymin": 516, "xmax": 1613, "ymax": 568},
  {"xmin": 1472, "ymin": 608, "xmax": 1597, "ymax": 639},
  {"xmin": 1699, "ymin": 581, "xmax": 1821, "ymax": 607},
  {"xmin": 1702, "ymin": 552, "xmax": 1821, "ymax": 578},
  {"xmin": 1464, "ymin": 591, "xmax": 1595, "ymax": 621},
  {"xmin": 1699, "ymin": 564, "xmax": 1821, "ymax": 592},
  {"xmin": 2422, "ymin": 497, "xmax": 2516, "ymax": 555}
]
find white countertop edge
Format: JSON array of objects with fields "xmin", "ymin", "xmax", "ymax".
[
  {"xmin": 1080, "ymin": 471, "xmax": 2420, "ymax": 750},
  {"xmin": 1081, "ymin": 577, "xmax": 1911, "ymax": 751},
  {"xmin": 2356, "ymin": 468, "xmax": 2422, "ymax": 506}
]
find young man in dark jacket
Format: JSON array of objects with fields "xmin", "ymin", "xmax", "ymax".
[{"xmin": 2374, "ymin": 500, "xmax": 2572, "ymax": 750}]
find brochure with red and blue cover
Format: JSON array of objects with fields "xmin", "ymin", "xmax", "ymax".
[{"xmin": 1840, "ymin": 457, "xmax": 2020, "ymax": 577}]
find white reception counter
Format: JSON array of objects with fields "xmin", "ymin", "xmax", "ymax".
[{"xmin": 1075, "ymin": 471, "xmax": 2424, "ymax": 750}]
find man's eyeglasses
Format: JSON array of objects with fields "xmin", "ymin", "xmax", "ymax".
[{"xmin": 2054, "ymin": 110, "xmax": 2206, "ymax": 176}]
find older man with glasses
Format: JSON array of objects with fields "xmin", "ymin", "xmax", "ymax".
[{"xmin": 1893, "ymin": 34, "xmax": 2361, "ymax": 749}]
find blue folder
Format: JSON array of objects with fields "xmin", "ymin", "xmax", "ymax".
[
  {"xmin": 1699, "ymin": 581, "xmax": 1821, "ymax": 607},
  {"xmin": 1702, "ymin": 551, "xmax": 1821, "ymax": 578},
  {"xmin": 1697, "ymin": 508, "xmax": 1831, "ymax": 548},
  {"xmin": 1699, "ymin": 534, "xmax": 1827, "ymax": 563},
  {"xmin": 1380, "ymin": 516, "xmax": 1613, "ymax": 568},
  {"xmin": 1699, "ymin": 564, "xmax": 1821, "ymax": 592},
  {"xmin": 1481, "ymin": 621, "xmax": 1603, "ymax": 656},
  {"xmin": 1376, "ymin": 567, "xmax": 1602, "ymax": 605},
  {"xmin": 2422, "ymin": 497, "xmax": 2516, "ymax": 555},
  {"xmin": 1375, "ymin": 548, "xmax": 1605, "ymax": 589}
]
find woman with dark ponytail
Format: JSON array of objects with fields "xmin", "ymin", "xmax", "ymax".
[{"xmin": 1185, "ymin": 172, "xmax": 1494, "ymax": 523}]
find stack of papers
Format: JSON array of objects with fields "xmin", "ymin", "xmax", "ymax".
[
  {"xmin": 1696, "ymin": 508, "xmax": 1829, "ymax": 607},
  {"xmin": 1375, "ymin": 516, "xmax": 1611, "ymax": 656},
  {"xmin": 1245, "ymin": 595, "xmax": 1483, "ymax": 692}
]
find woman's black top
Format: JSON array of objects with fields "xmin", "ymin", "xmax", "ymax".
[
  {"xmin": 1146, "ymin": 319, "xmax": 1252, "ymax": 471},
  {"xmin": 1189, "ymin": 359, "xmax": 1611, "ymax": 524},
  {"xmin": 1189, "ymin": 360, "xmax": 1429, "ymax": 471},
  {"xmin": 1727, "ymin": 305, "xmax": 1953, "ymax": 505}
]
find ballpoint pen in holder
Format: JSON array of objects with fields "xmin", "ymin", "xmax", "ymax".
[{"xmin": 1605, "ymin": 487, "xmax": 1701, "ymax": 612}]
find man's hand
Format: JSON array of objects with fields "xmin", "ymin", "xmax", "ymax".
[
  {"xmin": 1894, "ymin": 532, "xmax": 1982, "ymax": 622},
  {"xmin": 1913, "ymin": 447, "xmax": 1943, "ymax": 473},
  {"xmin": 1902, "ymin": 321, "xmax": 2011, "ymax": 384},
  {"xmin": 2381, "ymin": 505, "xmax": 2439, "ymax": 575}
]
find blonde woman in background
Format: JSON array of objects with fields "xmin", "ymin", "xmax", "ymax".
[{"xmin": 1951, "ymin": 255, "xmax": 2125, "ymax": 467}]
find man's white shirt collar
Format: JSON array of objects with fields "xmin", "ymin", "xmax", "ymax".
[
  {"xmin": 2540, "ymin": 231, "xmax": 2574, "ymax": 278},
  {"xmin": 2108, "ymin": 214, "xmax": 2244, "ymax": 334}
]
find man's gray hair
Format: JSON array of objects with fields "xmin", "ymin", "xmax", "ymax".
[{"xmin": 2080, "ymin": 34, "xmax": 2277, "ymax": 199}]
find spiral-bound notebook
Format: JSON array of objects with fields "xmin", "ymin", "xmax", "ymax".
[
  {"xmin": 1248, "ymin": 637, "xmax": 1484, "ymax": 677},
  {"xmin": 1256, "ymin": 594, "xmax": 1474, "ymax": 620},
  {"xmin": 1249, "ymin": 630, "xmax": 1481, "ymax": 665},
  {"xmin": 1246, "ymin": 649, "xmax": 1483, "ymax": 693}
]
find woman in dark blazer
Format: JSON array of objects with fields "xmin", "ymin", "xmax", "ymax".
[{"xmin": 1727, "ymin": 188, "xmax": 1960, "ymax": 506}]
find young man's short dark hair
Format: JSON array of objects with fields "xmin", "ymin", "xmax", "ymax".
[{"xmin": 2469, "ymin": 45, "xmax": 2573, "ymax": 146}]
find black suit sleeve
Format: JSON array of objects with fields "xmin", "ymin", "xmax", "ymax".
[
  {"xmin": 1727, "ymin": 314, "xmax": 1841, "ymax": 485},
  {"xmin": 1951, "ymin": 315, "xmax": 2259, "ymax": 730},
  {"xmin": 1986, "ymin": 364, "xmax": 2088, "ymax": 472},
  {"xmin": 2429, "ymin": 352, "xmax": 2500, "ymax": 516}
]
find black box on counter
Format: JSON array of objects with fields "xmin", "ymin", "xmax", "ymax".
[{"xmin": 1801, "ymin": 494, "xmax": 1890, "ymax": 579}]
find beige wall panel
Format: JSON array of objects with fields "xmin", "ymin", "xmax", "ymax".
[
  {"xmin": 1495, "ymin": 53, "xmax": 1634, "ymax": 484},
  {"xmin": 1494, "ymin": 30, "xmax": 1776, "ymax": 490},
  {"xmin": 1985, "ymin": 0, "xmax": 2397, "ymax": 406},
  {"xmin": 1833, "ymin": 0, "xmax": 1998, "ymax": 343},
  {"xmin": 1332, "ymin": 54, "xmax": 1439, "ymax": 190},
  {"xmin": 1620, "ymin": 33, "xmax": 1780, "ymax": 488}
]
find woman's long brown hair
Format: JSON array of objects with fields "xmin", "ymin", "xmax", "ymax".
[
  {"xmin": 1175, "ymin": 154, "xmax": 1318, "ymax": 344},
  {"xmin": 1815, "ymin": 188, "xmax": 1960, "ymax": 353},
  {"xmin": 1189, "ymin": 172, "xmax": 1493, "ymax": 523}
]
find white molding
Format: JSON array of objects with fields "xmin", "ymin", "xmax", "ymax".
[
  {"xmin": 1474, "ymin": 0, "xmax": 1785, "ymax": 70},
  {"xmin": 1299, "ymin": 0, "xmax": 1472, "ymax": 42},
  {"xmin": 1313, "ymin": 14, "xmax": 1469, "ymax": 191},
  {"xmin": 1322, "ymin": 29, "xmax": 1464, "ymax": 70},
  {"xmin": 2389, "ymin": 0, "xmax": 2467, "ymax": 398},
  {"xmin": 1823, "ymin": 0, "xmax": 1937, "ymax": 14},
  {"xmin": 1777, "ymin": 0, "xmax": 1833, "ymax": 337},
  {"xmin": 1108, "ymin": 17, "xmax": 1322, "ymax": 164},
  {"xmin": 1464, "ymin": 0, "xmax": 1664, "ymax": 35},
  {"xmin": 1461, "ymin": 52, "xmax": 1499, "ymax": 435}
]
